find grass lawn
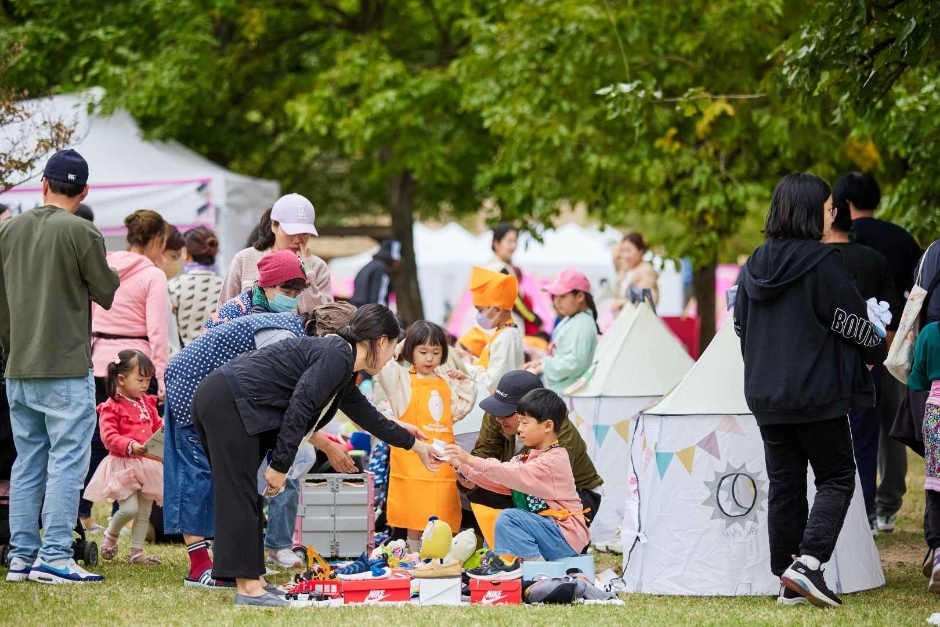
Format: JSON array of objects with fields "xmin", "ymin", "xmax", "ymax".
[{"xmin": 2, "ymin": 451, "xmax": 936, "ymax": 626}]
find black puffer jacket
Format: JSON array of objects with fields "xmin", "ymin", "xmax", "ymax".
[{"xmin": 734, "ymin": 238, "xmax": 887, "ymax": 426}]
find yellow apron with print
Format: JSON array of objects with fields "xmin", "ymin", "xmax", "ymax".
[
  {"xmin": 387, "ymin": 371, "xmax": 461, "ymax": 531},
  {"xmin": 477, "ymin": 326, "xmax": 511, "ymax": 369}
]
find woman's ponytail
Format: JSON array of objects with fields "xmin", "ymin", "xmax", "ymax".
[
  {"xmin": 584, "ymin": 292, "xmax": 600, "ymax": 334},
  {"xmin": 339, "ymin": 304, "xmax": 402, "ymax": 370}
]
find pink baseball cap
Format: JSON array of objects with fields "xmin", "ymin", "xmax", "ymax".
[
  {"xmin": 271, "ymin": 193, "xmax": 318, "ymax": 236},
  {"xmin": 543, "ymin": 269, "xmax": 591, "ymax": 296},
  {"xmin": 257, "ymin": 250, "xmax": 307, "ymax": 288}
]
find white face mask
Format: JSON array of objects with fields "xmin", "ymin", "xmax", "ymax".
[{"xmin": 476, "ymin": 308, "xmax": 498, "ymax": 330}]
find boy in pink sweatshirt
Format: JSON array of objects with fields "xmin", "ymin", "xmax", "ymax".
[{"xmin": 444, "ymin": 389, "xmax": 589, "ymax": 580}]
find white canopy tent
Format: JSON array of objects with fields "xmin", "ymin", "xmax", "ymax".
[
  {"xmin": 330, "ymin": 221, "xmax": 686, "ymax": 327},
  {"xmin": 0, "ymin": 90, "xmax": 280, "ymax": 269},
  {"xmin": 620, "ymin": 320, "xmax": 885, "ymax": 596},
  {"xmin": 565, "ymin": 303, "xmax": 694, "ymax": 542}
]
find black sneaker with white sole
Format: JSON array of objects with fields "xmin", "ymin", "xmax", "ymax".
[
  {"xmin": 924, "ymin": 548, "xmax": 936, "ymax": 579},
  {"xmin": 781, "ymin": 560, "xmax": 842, "ymax": 608},
  {"xmin": 776, "ymin": 584, "xmax": 809, "ymax": 606}
]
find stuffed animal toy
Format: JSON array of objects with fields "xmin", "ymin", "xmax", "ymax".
[
  {"xmin": 445, "ymin": 529, "xmax": 477, "ymax": 566},
  {"xmin": 371, "ymin": 539, "xmax": 407, "ymax": 567},
  {"xmin": 463, "ymin": 547, "xmax": 488, "ymax": 571},
  {"xmin": 419, "ymin": 516, "xmax": 452, "ymax": 560}
]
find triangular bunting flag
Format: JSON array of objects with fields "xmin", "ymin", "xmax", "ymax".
[
  {"xmin": 574, "ymin": 412, "xmax": 584, "ymax": 428},
  {"xmin": 676, "ymin": 446, "xmax": 695, "ymax": 474},
  {"xmin": 655, "ymin": 452, "xmax": 674, "ymax": 479},
  {"xmin": 717, "ymin": 415, "xmax": 744, "ymax": 435},
  {"xmin": 593, "ymin": 424, "xmax": 611, "ymax": 447},
  {"xmin": 644, "ymin": 447, "xmax": 654, "ymax": 471},
  {"xmin": 613, "ymin": 419, "xmax": 632, "ymax": 444},
  {"xmin": 696, "ymin": 431, "xmax": 721, "ymax": 460}
]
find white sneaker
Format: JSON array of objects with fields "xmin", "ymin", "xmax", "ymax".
[
  {"xmin": 877, "ymin": 515, "xmax": 896, "ymax": 533},
  {"xmin": 28, "ymin": 558, "xmax": 104, "ymax": 584},
  {"xmin": 869, "ymin": 520, "xmax": 879, "ymax": 538},
  {"xmin": 266, "ymin": 548, "xmax": 302, "ymax": 569},
  {"xmin": 593, "ymin": 528, "xmax": 623, "ymax": 554},
  {"xmin": 6, "ymin": 556, "xmax": 32, "ymax": 582}
]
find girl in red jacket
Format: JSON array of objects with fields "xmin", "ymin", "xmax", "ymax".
[{"xmin": 84, "ymin": 349, "xmax": 164, "ymax": 565}]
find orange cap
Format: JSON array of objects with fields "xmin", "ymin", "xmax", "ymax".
[
  {"xmin": 469, "ymin": 266, "xmax": 518, "ymax": 310},
  {"xmin": 458, "ymin": 327, "xmax": 489, "ymax": 358}
]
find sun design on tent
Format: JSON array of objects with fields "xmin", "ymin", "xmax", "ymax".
[{"xmin": 700, "ymin": 462, "xmax": 767, "ymax": 529}]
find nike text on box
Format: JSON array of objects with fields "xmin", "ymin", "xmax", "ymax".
[
  {"xmin": 342, "ymin": 573, "xmax": 411, "ymax": 604},
  {"xmin": 470, "ymin": 579, "xmax": 522, "ymax": 606}
]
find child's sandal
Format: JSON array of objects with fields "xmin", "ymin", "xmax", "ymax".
[
  {"xmin": 100, "ymin": 532, "xmax": 119, "ymax": 561},
  {"xmin": 127, "ymin": 552, "xmax": 161, "ymax": 565}
]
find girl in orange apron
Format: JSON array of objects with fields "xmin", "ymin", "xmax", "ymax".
[{"xmin": 375, "ymin": 321, "xmax": 476, "ymax": 553}]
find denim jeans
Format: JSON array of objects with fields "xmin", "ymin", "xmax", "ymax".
[
  {"xmin": 7, "ymin": 371, "xmax": 97, "ymax": 563},
  {"xmin": 162, "ymin": 401, "xmax": 215, "ymax": 538},
  {"xmin": 264, "ymin": 477, "xmax": 299, "ymax": 551},
  {"xmin": 493, "ymin": 508, "xmax": 579, "ymax": 561}
]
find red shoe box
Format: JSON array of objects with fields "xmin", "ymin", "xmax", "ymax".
[
  {"xmin": 469, "ymin": 579, "xmax": 522, "ymax": 605},
  {"xmin": 343, "ymin": 573, "xmax": 412, "ymax": 604}
]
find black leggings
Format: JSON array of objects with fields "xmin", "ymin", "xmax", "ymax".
[
  {"xmin": 192, "ymin": 370, "xmax": 278, "ymax": 580},
  {"xmin": 759, "ymin": 416, "xmax": 856, "ymax": 576}
]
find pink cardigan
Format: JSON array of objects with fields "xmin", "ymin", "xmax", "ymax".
[
  {"xmin": 218, "ymin": 247, "xmax": 333, "ymax": 314},
  {"xmin": 458, "ymin": 446, "xmax": 590, "ymax": 553},
  {"xmin": 91, "ymin": 252, "xmax": 169, "ymax": 388},
  {"xmin": 97, "ymin": 395, "xmax": 163, "ymax": 458}
]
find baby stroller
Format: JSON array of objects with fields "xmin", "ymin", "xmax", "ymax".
[{"xmin": 72, "ymin": 519, "xmax": 98, "ymax": 566}]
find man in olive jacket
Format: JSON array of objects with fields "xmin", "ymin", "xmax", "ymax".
[
  {"xmin": 463, "ymin": 371, "xmax": 603, "ymax": 544},
  {"xmin": 0, "ymin": 150, "xmax": 120, "ymax": 584}
]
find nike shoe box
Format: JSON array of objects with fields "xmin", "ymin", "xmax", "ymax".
[
  {"xmin": 342, "ymin": 573, "xmax": 412, "ymax": 604},
  {"xmin": 469, "ymin": 579, "xmax": 522, "ymax": 606},
  {"xmin": 419, "ymin": 578, "xmax": 462, "ymax": 606}
]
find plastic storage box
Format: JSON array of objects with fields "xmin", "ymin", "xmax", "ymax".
[{"xmin": 299, "ymin": 473, "xmax": 374, "ymax": 558}]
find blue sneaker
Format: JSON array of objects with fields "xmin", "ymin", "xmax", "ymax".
[
  {"xmin": 28, "ymin": 558, "xmax": 105, "ymax": 584},
  {"xmin": 5, "ymin": 557, "xmax": 32, "ymax": 582},
  {"xmin": 466, "ymin": 551, "xmax": 521, "ymax": 581},
  {"xmin": 334, "ymin": 552, "xmax": 390, "ymax": 581}
]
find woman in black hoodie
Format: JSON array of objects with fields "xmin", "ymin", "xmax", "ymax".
[{"xmin": 734, "ymin": 173, "xmax": 887, "ymax": 608}]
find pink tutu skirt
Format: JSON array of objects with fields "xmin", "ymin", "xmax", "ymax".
[{"xmin": 84, "ymin": 455, "xmax": 163, "ymax": 506}]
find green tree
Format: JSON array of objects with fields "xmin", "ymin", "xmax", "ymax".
[
  {"xmin": 456, "ymin": 0, "xmax": 845, "ymax": 346},
  {"xmin": 0, "ymin": 42, "xmax": 75, "ymax": 192},
  {"xmin": 0, "ymin": 1, "xmax": 497, "ymax": 322},
  {"xmin": 779, "ymin": 0, "xmax": 940, "ymax": 244}
]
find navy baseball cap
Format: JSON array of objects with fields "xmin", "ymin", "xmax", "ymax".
[
  {"xmin": 43, "ymin": 149, "xmax": 89, "ymax": 186},
  {"xmin": 479, "ymin": 370, "xmax": 543, "ymax": 417}
]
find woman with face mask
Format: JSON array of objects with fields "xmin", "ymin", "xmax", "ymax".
[
  {"xmin": 205, "ymin": 251, "xmax": 308, "ymax": 331},
  {"xmin": 217, "ymin": 194, "xmax": 333, "ymax": 314},
  {"xmin": 464, "ymin": 267, "xmax": 525, "ymax": 395}
]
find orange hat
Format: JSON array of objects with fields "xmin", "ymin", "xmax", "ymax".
[
  {"xmin": 470, "ymin": 266, "xmax": 518, "ymax": 310},
  {"xmin": 458, "ymin": 327, "xmax": 489, "ymax": 358}
]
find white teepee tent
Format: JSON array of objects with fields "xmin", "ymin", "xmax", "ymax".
[
  {"xmin": 620, "ymin": 320, "xmax": 885, "ymax": 596},
  {"xmin": 566, "ymin": 303, "xmax": 694, "ymax": 542}
]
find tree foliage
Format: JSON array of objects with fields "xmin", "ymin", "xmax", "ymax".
[
  {"xmin": 780, "ymin": 0, "xmax": 940, "ymax": 244},
  {"xmin": 0, "ymin": 43, "xmax": 76, "ymax": 192}
]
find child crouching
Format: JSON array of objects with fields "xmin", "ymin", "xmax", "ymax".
[{"xmin": 444, "ymin": 389, "xmax": 589, "ymax": 579}]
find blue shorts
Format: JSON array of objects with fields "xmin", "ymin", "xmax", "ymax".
[{"xmin": 162, "ymin": 399, "xmax": 214, "ymax": 538}]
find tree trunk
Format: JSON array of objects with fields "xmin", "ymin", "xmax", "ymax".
[
  {"xmin": 387, "ymin": 169, "xmax": 424, "ymax": 324},
  {"xmin": 693, "ymin": 261, "xmax": 717, "ymax": 353}
]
